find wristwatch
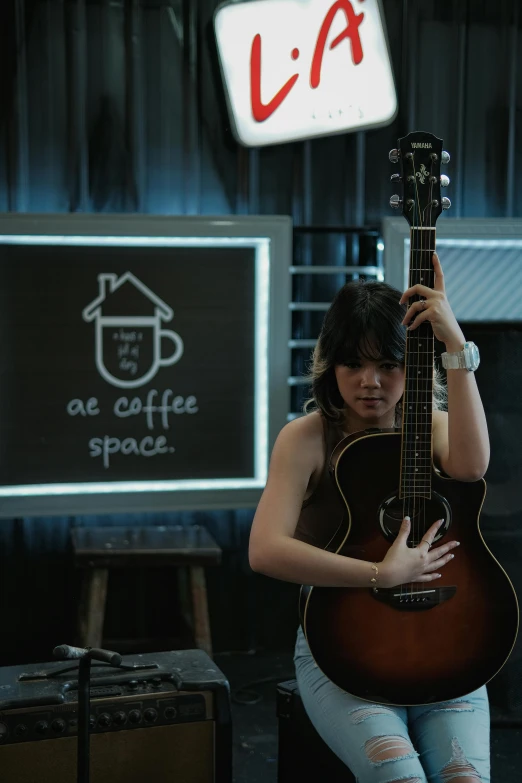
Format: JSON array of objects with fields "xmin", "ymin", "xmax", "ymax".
[{"xmin": 441, "ymin": 341, "xmax": 480, "ymax": 372}]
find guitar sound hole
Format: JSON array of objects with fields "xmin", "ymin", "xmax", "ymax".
[{"xmin": 378, "ymin": 491, "xmax": 451, "ymax": 545}]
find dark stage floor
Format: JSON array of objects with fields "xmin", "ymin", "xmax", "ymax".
[{"xmin": 214, "ymin": 650, "xmax": 522, "ymax": 783}]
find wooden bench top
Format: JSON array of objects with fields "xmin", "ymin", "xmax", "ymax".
[{"xmin": 71, "ymin": 524, "xmax": 222, "ymax": 567}]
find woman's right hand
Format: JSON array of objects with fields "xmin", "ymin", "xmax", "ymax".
[{"xmin": 378, "ymin": 516, "xmax": 460, "ymax": 588}]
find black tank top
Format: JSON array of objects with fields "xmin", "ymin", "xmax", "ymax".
[{"xmin": 293, "ymin": 416, "xmax": 346, "ymax": 549}]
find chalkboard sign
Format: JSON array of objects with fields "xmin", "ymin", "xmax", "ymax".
[{"xmin": 0, "ymin": 214, "xmax": 292, "ymax": 516}]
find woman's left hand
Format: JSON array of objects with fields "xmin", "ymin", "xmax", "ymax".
[{"xmin": 399, "ymin": 253, "xmax": 465, "ymax": 350}]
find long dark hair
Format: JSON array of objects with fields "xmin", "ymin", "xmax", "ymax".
[{"xmin": 304, "ymin": 280, "xmax": 446, "ymax": 424}]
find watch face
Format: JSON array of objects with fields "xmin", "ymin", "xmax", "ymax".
[{"xmin": 464, "ymin": 342, "xmax": 480, "ymax": 370}]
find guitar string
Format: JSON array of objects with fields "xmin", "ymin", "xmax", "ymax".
[
  {"xmin": 401, "ymin": 150, "xmax": 437, "ymax": 599},
  {"xmin": 412, "ymin": 152, "xmax": 437, "ymax": 596},
  {"xmin": 424, "ymin": 160, "xmax": 434, "ymax": 593},
  {"xmin": 400, "ymin": 156, "xmax": 413, "ymax": 597},
  {"xmin": 416, "ymin": 156, "xmax": 423, "ymax": 594},
  {"xmin": 417, "ymin": 155, "xmax": 436, "ymax": 594},
  {"xmin": 402, "ymin": 157, "xmax": 416, "ymax": 600},
  {"xmin": 427, "ymin": 158, "xmax": 435, "ymax": 585},
  {"xmin": 412, "ymin": 153, "xmax": 422, "ymax": 596},
  {"xmin": 419, "ymin": 159, "xmax": 436, "ymax": 594}
]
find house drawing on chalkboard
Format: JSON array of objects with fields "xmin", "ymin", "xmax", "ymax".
[{"xmin": 82, "ymin": 272, "xmax": 184, "ymax": 389}]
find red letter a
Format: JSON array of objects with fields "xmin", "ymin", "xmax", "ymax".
[
  {"xmin": 250, "ymin": 34, "xmax": 299, "ymax": 122},
  {"xmin": 311, "ymin": 0, "xmax": 364, "ymax": 89}
]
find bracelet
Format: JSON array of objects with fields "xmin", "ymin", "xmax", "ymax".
[{"xmin": 370, "ymin": 563, "xmax": 379, "ymax": 584}]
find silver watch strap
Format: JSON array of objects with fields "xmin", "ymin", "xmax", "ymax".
[{"xmin": 442, "ymin": 351, "xmax": 465, "ymax": 370}]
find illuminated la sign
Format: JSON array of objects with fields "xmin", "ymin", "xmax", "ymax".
[{"xmin": 214, "ymin": 0, "xmax": 397, "ymax": 147}]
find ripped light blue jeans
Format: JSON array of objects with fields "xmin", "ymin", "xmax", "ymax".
[{"xmin": 294, "ymin": 627, "xmax": 490, "ymax": 782}]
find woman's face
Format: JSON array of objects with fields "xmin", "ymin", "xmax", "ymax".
[{"xmin": 334, "ymin": 355, "xmax": 405, "ymax": 427}]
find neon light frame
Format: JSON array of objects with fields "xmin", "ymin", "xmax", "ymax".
[
  {"xmin": 383, "ymin": 217, "xmax": 522, "ymax": 320},
  {"xmin": 0, "ymin": 215, "xmax": 292, "ymax": 515}
]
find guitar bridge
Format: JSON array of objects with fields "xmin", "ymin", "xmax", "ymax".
[{"xmin": 371, "ymin": 586, "xmax": 456, "ymax": 611}]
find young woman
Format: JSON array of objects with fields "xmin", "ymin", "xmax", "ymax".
[{"xmin": 249, "ymin": 254, "xmax": 490, "ymax": 783}]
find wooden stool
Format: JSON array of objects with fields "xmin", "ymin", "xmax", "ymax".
[{"xmin": 72, "ymin": 525, "xmax": 222, "ymax": 657}]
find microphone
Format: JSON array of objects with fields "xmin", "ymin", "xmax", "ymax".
[
  {"xmin": 53, "ymin": 645, "xmax": 87, "ymax": 660},
  {"xmin": 53, "ymin": 644, "xmax": 122, "ymax": 667}
]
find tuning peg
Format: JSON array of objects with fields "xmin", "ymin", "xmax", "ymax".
[
  {"xmin": 390, "ymin": 173, "xmax": 402, "ymax": 183},
  {"xmin": 389, "ymin": 149, "xmax": 400, "ymax": 163},
  {"xmin": 441, "ymin": 151, "xmax": 450, "ymax": 164},
  {"xmin": 390, "ymin": 194, "xmax": 402, "ymax": 209},
  {"xmin": 440, "ymin": 175, "xmax": 450, "ymax": 187},
  {"xmin": 442, "ymin": 197, "xmax": 451, "ymax": 210}
]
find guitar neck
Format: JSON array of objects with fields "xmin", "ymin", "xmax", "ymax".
[{"xmin": 400, "ymin": 227, "xmax": 436, "ymax": 499}]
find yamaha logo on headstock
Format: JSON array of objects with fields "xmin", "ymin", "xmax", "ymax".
[{"xmin": 388, "ymin": 131, "xmax": 451, "ymax": 226}]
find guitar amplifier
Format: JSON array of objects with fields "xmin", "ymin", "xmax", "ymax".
[{"xmin": 0, "ymin": 649, "xmax": 231, "ymax": 783}]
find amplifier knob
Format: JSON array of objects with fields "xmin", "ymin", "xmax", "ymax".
[
  {"xmin": 35, "ymin": 721, "xmax": 49, "ymax": 735},
  {"xmin": 15, "ymin": 724, "xmax": 27, "ymax": 737},
  {"xmin": 128, "ymin": 710, "xmax": 142, "ymax": 724},
  {"xmin": 164, "ymin": 707, "xmax": 177, "ymax": 720},
  {"xmin": 98, "ymin": 713, "xmax": 112, "ymax": 728},
  {"xmin": 51, "ymin": 719, "xmax": 66, "ymax": 734},
  {"xmin": 0, "ymin": 723, "xmax": 8, "ymax": 742},
  {"xmin": 112, "ymin": 711, "xmax": 127, "ymax": 726},
  {"xmin": 152, "ymin": 676, "xmax": 162, "ymax": 687},
  {"xmin": 128, "ymin": 680, "xmax": 139, "ymax": 690},
  {"xmin": 143, "ymin": 708, "xmax": 158, "ymax": 723},
  {"xmin": 89, "ymin": 716, "xmax": 96, "ymax": 729}
]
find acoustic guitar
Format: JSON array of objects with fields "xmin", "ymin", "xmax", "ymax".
[{"xmin": 300, "ymin": 131, "xmax": 519, "ymax": 706}]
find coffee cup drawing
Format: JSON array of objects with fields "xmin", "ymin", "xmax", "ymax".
[{"xmin": 83, "ymin": 272, "xmax": 184, "ymax": 389}]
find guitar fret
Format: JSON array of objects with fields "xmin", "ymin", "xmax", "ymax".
[{"xmin": 399, "ymin": 216, "xmax": 437, "ymax": 493}]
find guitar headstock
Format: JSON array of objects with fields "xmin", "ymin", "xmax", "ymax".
[{"xmin": 389, "ymin": 131, "xmax": 450, "ymax": 227}]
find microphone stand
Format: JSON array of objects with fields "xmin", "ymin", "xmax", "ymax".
[
  {"xmin": 77, "ymin": 654, "xmax": 92, "ymax": 783},
  {"xmin": 53, "ymin": 644, "xmax": 122, "ymax": 783}
]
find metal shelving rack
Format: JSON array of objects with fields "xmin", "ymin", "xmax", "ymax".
[{"xmin": 288, "ymin": 226, "xmax": 384, "ymax": 420}]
